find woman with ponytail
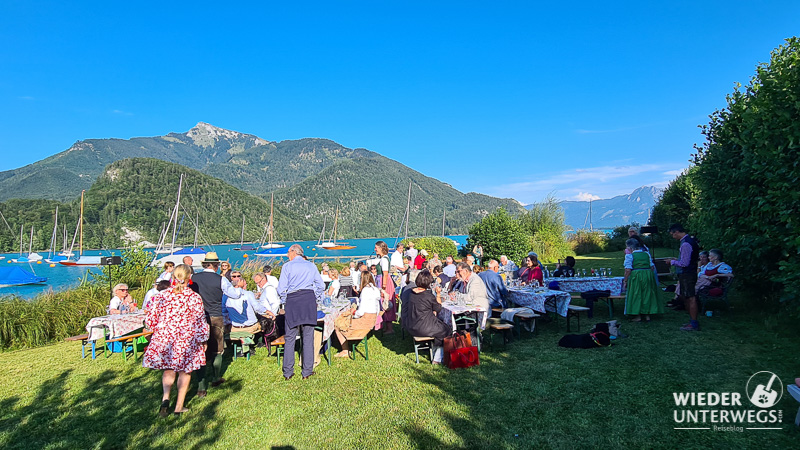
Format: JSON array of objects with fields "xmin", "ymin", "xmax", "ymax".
[{"xmin": 143, "ymin": 264, "xmax": 209, "ymax": 417}]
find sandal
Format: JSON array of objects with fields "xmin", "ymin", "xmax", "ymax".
[
  {"xmin": 174, "ymin": 408, "xmax": 190, "ymax": 416},
  {"xmin": 159, "ymin": 400, "xmax": 170, "ymax": 418}
]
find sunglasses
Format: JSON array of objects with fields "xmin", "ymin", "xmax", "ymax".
[
  {"xmin": 119, "ymin": 288, "xmax": 128, "ymax": 291},
  {"xmin": 231, "ymin": 275, "xmax": 242, "ymax": 278}
]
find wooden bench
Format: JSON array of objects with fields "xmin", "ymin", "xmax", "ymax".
[
  {"xmin": 571, "ymin": 294, "xmax": 624, "ymax": 318},
  {"xmin": 105, "ymin": 330, "xmax": 153, "ymax": 361},
  {"xmin": 65, "ymin": 333, "xmax": 101, "ymax": 360},
  {"xmin": 343, "ymin": 329, "xmax": 371, "ymax": 361},
  {"xmin": 566, "ymin": 305, "xmax": 591, "ymax": 331},
  {"xmin": 512, "ymin": 311, "xmax": 539, "ymax": 337},
  {"xmin": 487, "ymin": 323, "xmax": 514, "ymax": 348},
  {"xmin": 412, "ymin": 336, "xmax": 434, "ymax": 363},
  {"xmin": 270, "ymin": 336, "xmax": 286, "ymax": 365}
]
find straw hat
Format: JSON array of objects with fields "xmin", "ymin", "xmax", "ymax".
[{"xmin": 202, "ymin": 252, "xmax": 221, "ymax": 263}]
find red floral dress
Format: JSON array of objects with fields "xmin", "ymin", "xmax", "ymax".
[{"xmin": 143, "ymin": 287, "xmax": 209, "ymax": 373}]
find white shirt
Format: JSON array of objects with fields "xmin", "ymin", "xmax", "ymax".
[
  {"xmin": 257, "ymin": 284, "xmax": 281, "ymax": 315},
  {"xmin": 443, "ymin": 264, "xmax": 457, "ymax": 278},
  {"xmin": 267, "ymin": 274, "xmax": 279, "ymax": 288},
  {"xmin": 109, "ymin": 296, "xmax": 122, "ymax": 311},
  {"xmin": 351, "ymin": 270, "xmax": 361, "ymax": 292},
  {"xmin": 143, "ymin": 288, "xmax": 159, "ymax": 310},
  {"xmin": 327, "ymin": 279, "xmax": 341, "ymax": 298},
  {"xmin": 156, "ymin": 270, "xmax": 172, "ymax": 282},
  {"xmin": 202, "ymin": 268, "xmax": 243, "ymax": 299},
  {"xmin": 405, "ymin": 248, "xmax": 418, "ymax": 260},
  {"xmin": 224, "ymin": 290, "xmax": 259, "ymax": 327},
  {"xmin": 390, "ymin": 251, "xmax": 404, "ymax": 270},
  {"xmin": 356, "ymin": 284, "xmax": 381, "ymax": 318}
]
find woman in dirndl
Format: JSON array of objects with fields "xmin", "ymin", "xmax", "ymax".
[{"xmin": 623, "ymin": 238, "xmax": 663, "ymax": 322}]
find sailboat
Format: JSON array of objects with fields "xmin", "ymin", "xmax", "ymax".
[
  {"xmin": 11, "ymin": 225, "xmax": 44, "ymax": 263},
  {"xmin": 234, "ymin": 214, "xmax": 257, "ymax": 251},
  {"xmin": 256, "ymin": 194, "xmax": 287, "ymax": 256},
  {"xmin": 59, "ymin": 190, "xmax": 102, "ymax": 266},
  {"xmin": 58, "ymin": 224, "xmax": 74, "ymax": 257},
  {"xmin": 316, "ymin": 207, "xmax": 355, "ymax": 250},
  {"xmin": 46, "ymin": 207, "xmax": 69, "ymax": 263},
  {"xmin": 0, "ymin": 266, "xmax": 47, "ymax": 287},
  {"xmin": 151, "ymin": 175, "xmax": 207, "ymax": 268}
]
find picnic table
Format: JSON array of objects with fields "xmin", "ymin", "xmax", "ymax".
[
  {"xmin": 439, "ymin": 301, "xmax": 488, "ymax": 330},
  {"xmin": 85, "ymin": 312, "xmax": 146, "ymax": 341},
  {"xmin": 506, "ymin": 287, "xmax": 572, "ymax": 317},
  {"xmin": 318, "ymin": 297, "xmax": 353, "ymax": 341},
  {"xmin": 545, "ymin": 276, "xmax": 625, "ymax": 296}
]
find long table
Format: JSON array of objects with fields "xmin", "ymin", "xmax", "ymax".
[
  {"xmin": 545, "ymin": 277, "xmax": 624, "ymax": 296},
  {"xmin": 85, "ymin": 312, "xmax": 146, "ymax": 341},
  {"xmin": 506, "ymin": 288, "xmax": 572, "ymax": 317}
]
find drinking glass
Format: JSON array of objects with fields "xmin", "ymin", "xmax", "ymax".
[
  {"xmin": 607, "ymin": 268, "xmax": 612, "ymax": 277},
  {"xmin": 582, "ymin": 269, "xmax": 587, "ymax": 278}
]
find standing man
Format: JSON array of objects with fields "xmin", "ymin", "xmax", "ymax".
[
  {"xmin": 478, "ymin": 259, "xmax": 508, "ymax": 309},
  {"xmin": 277, "ymin": 244, "xmax": 324, "ymax": 380},
  {"xmin": 390, "ymin": 243, "xmax": 405, "ymax": 285},
  {"xmin": 191, "ymin": 252, "xmax": 244, "ymax": 397},
  {"xmin": 183, "ymin": 256, "xmax": 195, "ymax": 273},
  {"xmin": 669, "ymin": 224, "xmax": 701, "ymax": 331}
]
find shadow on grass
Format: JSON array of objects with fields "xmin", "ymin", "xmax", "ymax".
[{"xmin": 0, "ymin": 365, "xmax": 242, "ymax": 449}]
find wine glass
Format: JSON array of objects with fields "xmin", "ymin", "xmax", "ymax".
[{"xmin": 607, "ymin": 268, "xmax": 612, "ymax": 277}]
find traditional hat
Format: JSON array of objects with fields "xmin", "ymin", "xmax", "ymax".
[{"xmin": 202, "ymin": 252, "xmax": 221, "ymax": 263}]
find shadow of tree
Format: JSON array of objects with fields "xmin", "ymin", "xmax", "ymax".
[{"xmin": 0, "ymin": 365, "xmax": 242, "ymax": 449}]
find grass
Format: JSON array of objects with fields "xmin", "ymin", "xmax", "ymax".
[{"xmin": 0, "ymin": 250, "xmax": 798, "ymax": 448}]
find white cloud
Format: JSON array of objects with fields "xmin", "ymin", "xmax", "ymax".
[
  {"xmin": 18, "ymin": 96, "xmax": 35, "ymax": 101},
  {"xmin": 485, "ymin": 162, "xmax": 687, "ymax": 204},
  {"xmin": 575, "ymin": 192, "xmax": 601, "ymax": 201},
  {"xmin": 112, "ymin": 109, "xmax": 133, "ymax": 116}
]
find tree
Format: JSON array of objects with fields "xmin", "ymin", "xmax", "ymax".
[
  {"xmin": 467, "ymin": 208, "xmax": 530, "ymax": 265},
  {"xmin": 518, "ymin": 196, "xmax": 573, "ymax": 263},
  {"xmin": 692, "ymin": 37, "xmax": 800, "ymax": 310},
  {"xmin": 649, "ymin": 167, "xmax": 700, "ymax": 248}
]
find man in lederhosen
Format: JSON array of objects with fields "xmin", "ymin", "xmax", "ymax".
[{"xmin": 191, "ymin": 252, "xmax": 244, "ymax": 397}]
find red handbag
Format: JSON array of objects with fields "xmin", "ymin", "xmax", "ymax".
[
  {"xmin": 447, "ymin": 346, "xmax": 480, "ymax": 369},
  {"xmin": 443, "ymin": 331, "xmax": 472, "ymax": 366}
]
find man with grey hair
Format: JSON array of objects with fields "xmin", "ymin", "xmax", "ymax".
[
  {"xmin": 277, "ymin": 243, "xmax": 324, "ymax": 380},
  {"xmin": 456, "ymin": 262, "xmax": 490, "ymax": 328},
  {"xmin": 499, "ymin": 255, "xmax": 518, "ymax": 277}
]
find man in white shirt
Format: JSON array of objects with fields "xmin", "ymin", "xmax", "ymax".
[
  {"xmin": 390, "ymin": 243, "xmax": 405, "ymax": 285},
  {"xmin": 442, "ymin": 256, "xmax": 457, "ymax": 278},
  {"xmin": 405, "ymin": 242, "xmax": 418, "ymax": 261},
  {"xmin": 254, "ymin": 272, "xmax": 280, "ymax": 316},
  {"xmin": 224, "ymin": 272, "xmax": 262, "ymax": 334},
  {"xmin": 262, "ymin": 264, "xmax": 279, "ymax": 288},
  {"xmin": 457, "ymin": 262, "xmax": 490, "ymax": 329}
]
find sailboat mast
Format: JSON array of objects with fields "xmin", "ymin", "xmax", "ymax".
[
  {"xmin": 19, "ymin": 224, "xmax": 23, "ymax": 257},
  {"xmin": 29, "ymin": 226, "xmax": 34, "ymax": 254},
  {"xmin": 240, "ymin": 214, "xmax": 245, "ymax": 246},
  {"xmin": 170, "ymin": 174, "xmax": 184, "ymax": 254},
  {"xmin": 318, "ymin": 216, "xmax": 327, "ymax": 245},
  {"xmin": 269, "ymin": 193, "xmax": 275, "ymax": 244},
  {"xmin": 589, "ymin": 198, "xmax": 593, "ymax": 232},
  {"xmin": 332, "ymin": 208, "xmax": 339, "ymax": 245},
  {"xmin": 79, "ymin": 190, "xmax": 85, "ymax": 256},
  {"xmin": 49, "ymin": 206, "xmax": 59, "ymax": 257},
  {"xmin": 404, "ymin": 181, "xmax": 412, "ymax": 239},
  {"xmin": 193, "ymin": 213, "xmax": 199, "ymax": 248}
]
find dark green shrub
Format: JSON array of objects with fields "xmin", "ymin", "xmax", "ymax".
[
  {"xmin": 467, "ymin": 208, "xmax": 530, "ymax": 265},
  {"xmin": 401, "ymin": 237, "xmax": 458, "ymax": 259},
  {"xmin": 569, "ymin": 230, "xmax": 608, "ymax": 255}
]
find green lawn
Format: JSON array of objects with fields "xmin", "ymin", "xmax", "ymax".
[{"xmin": 0, "ymin": 251, "xmax": 798, "ymax": 449}]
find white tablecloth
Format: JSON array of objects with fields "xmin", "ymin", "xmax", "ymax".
[
  {"xmin": 85, "ymin": 312, "xmax": 146, "ymax": 341},
  {"xmin": 439, "ymin": 302, "xmax": 487, "ymax": 330}
]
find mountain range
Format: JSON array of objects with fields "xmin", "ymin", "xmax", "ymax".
[
  {"xmin": 0, "ymin": 123, "xmax": 526, "ymax": 251},
  {"xmin": 533, "ymin": 186, "xmax": 662, "ymax": 230}
]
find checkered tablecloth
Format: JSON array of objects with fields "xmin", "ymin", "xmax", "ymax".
[
  {"xmin": 318, "ymin": 298, "xmax": 353, "ymax": 340},
  {"xmin": 506, "ymin": 288, "xmax": 572, "ymax": 317},
  {"xmin": 85, "ymin": 312, "xmax": 146, "ymax": 341},
  {"xmin": 545, "ymin": 277, "xmax": 624, "ymax": 296}
]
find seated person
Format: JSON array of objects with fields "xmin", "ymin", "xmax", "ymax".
[
  {"xmin": 442, "ymin": 256, "xmax": 457, "ymax": 278},
  {"xmin": 499, "ymin": 255, "xmax": 519, "ymax": 278},
  {"xmin": 223, "ymin": 271, "xmax": 262, "ymax": 335},
  {"xmin": 695, "ymin": 249, "xmax": 733, "ymax": 294},
  {"xmin": 334, "ymin": 272, "xmax": 380, "ymax": 358},
  {"xmin": 143, "ymin": 280, "xmax": 170, "ymax": 311},
  {"xmin": 478, "ymin": 259, "xmax": 508, "ymax": 309},
  {"xmin": 109, "ymin": 283, "xmax": 137, "ymax": 314},
  {"xmin": 552, "ymin": 256, "xmax": 576, "ymax": 278},
  {"xmin": 402, "ymin": 269, "xmax": 452, "ymax": 365},
  {"xmin": 326, "ymin": 269, "xmax": 341, "ymax": 298},
  {"xmin": 156, "ymin": 261, "xmax": 174, "ymax": 282},
  {"xmin": 432, "ymin": 265, "xmax": 450, "ymax": 289},
  {"xmin": 518, "ymin": 254, "xmax": 544, "ymax": 286},
  {"xmin": 414, "ymin": 250, "xmax": 428, "ymax": 270},
  {"xmin": 339, "ymin": 267, "xmax": 356, "ymax": 297}
]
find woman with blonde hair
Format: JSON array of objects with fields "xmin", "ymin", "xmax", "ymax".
[{"xmin": 143, "ymin": 264, "xmax": 209, "ymax": 417}]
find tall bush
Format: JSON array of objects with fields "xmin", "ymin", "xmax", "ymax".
[
  {"xmin": 401, "ymin": 237, "xmax": 458, "ymax": 259},
  {"xmin": 692, "ymin": 37, "xmax": 800, "ymax": 312},
  {"xmin": 518, "ymin": 196, "xmax": 573, "ymax": 263},
  {"xmin": 568, "ymin": 230, "xmax": 608, "ymax": 255},
  {"xmin": 467, "ymin": 208, "xmax": 530, "ymax": 265},
  {"xmin": 649, "ymin": 167, "xmax": 700, "ymax": 248}
]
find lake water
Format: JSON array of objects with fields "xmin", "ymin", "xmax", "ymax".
[{"xmin": 0, "ymin": 235, "xmax": 468, "ymax": 299}]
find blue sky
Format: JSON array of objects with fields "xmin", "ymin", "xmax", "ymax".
[{"xmin": 1, "ymin": 1, "xmax": 798, "ymax": 204}]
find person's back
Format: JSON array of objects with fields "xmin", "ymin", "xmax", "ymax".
[
  {"xmin": 478, "ymin": 270, "xmax": 506, "ymax": 308},
  {"xmin": 224, "ymin": 291, "xmax": 258, "ymax": 327},
  {"xmin": 191, "ymin": 271, "xmax": 224, "ymax": 316}
]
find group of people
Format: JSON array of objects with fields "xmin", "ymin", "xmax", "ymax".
[{"xmin": 621, "ymin": 224, "xmax": 734, "ymax": 330}]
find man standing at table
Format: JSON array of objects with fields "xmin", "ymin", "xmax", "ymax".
[
  {"xmin": 277, "ymin": 244, "xmax": 324, "ymax": 380},
  {"xmin": 668, "ymin": 224, "xmax": 701, "ymax": 331},
  {"xmin": 478, "ymin": 259, "xmax": 508, "ymax": 309},
  {"xmin": 191, "ymin": 252, "xmax": 244, "ymax": 397}
]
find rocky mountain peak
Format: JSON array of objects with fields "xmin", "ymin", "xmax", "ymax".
[{"xmin": 185, "ymin": 122, "xmax": 268, "ymax": 148}]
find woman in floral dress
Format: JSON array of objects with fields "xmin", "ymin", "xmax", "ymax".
[{"xmin": 143, "ymin": 264, "xmax": 209, "ymax": 417}]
